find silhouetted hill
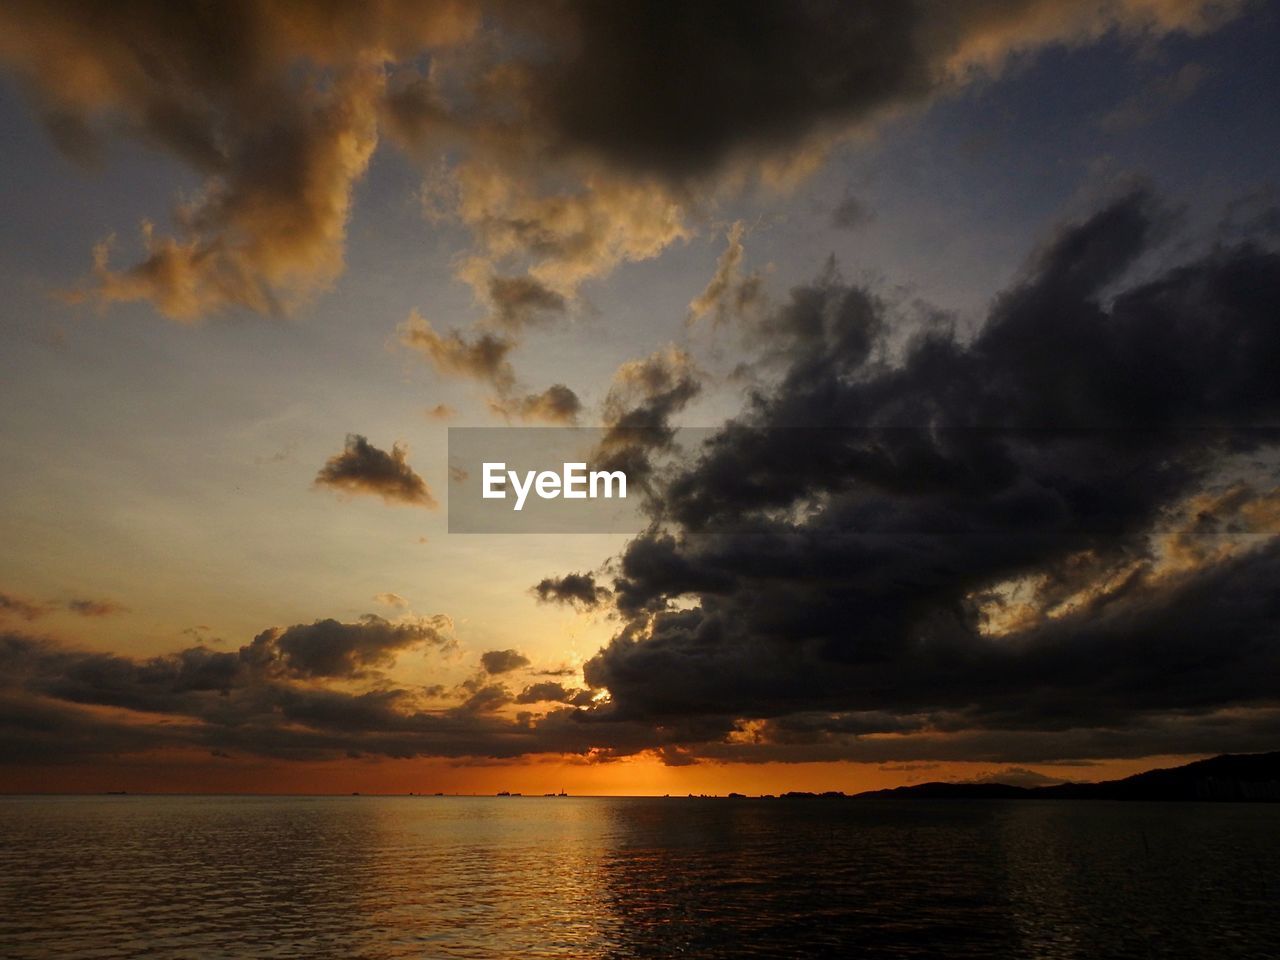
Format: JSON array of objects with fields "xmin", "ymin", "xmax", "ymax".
[{"xmin": 854, "ymin": 752, "xmax": 1280, "ymax": 802}]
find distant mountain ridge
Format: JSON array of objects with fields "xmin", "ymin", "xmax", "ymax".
[{"xmin": 853, "ymin": 752, "xmax": 1280, "ymax": 802}]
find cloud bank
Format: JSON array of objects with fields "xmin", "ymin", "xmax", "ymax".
[
  {"xmin": 0, "ymin": 0, "xmax": 1243, "ymax": 322},
  {"xmin": 581, "ymin": 189, "xmax": 1280, "ymax": 763},
  {"xmin": 5, "ymin": 190, "xmax": 1277, "ymax": 772}
]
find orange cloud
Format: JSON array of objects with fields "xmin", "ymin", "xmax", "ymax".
[{"xmin": 1, "ymin": 0, "xmax": 1242, "ymax": 323}]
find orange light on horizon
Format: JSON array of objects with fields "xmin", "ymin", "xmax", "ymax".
[{"xmin": 0, "ymin": 749, "xmax": 1204, "ymax": 797}]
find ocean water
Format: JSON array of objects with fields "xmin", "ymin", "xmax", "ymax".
[{"xmin": 0, "ymin": 796, "xmax": 1275, "ymax": 959}]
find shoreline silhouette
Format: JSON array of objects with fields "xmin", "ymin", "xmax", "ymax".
[{"xmin": 847, "ymin": 751, "xmax": 1280, "ymax": 802}]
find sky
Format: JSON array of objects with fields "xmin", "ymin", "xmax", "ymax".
[{"xmin": 1, "ymin": 0, "xmax": 1278, "ymax": 795}]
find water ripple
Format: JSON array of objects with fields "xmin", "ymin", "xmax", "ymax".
[{"xmin": 0, "ymin": 796, "xmax": 1275, "ymax": 958}]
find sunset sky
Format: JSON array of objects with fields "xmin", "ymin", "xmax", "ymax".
[{"xmin": 2, "ymin": 0, "xmax": 1278, "ymax": 795}]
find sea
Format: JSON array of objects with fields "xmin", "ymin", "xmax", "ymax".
[{"xmin": 0, "ymin": 795, "xmax": 1276, "ymax": 958}]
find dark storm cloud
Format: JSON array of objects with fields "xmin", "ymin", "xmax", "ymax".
[
  {"xmin": 480, "ymin": 649, "xmax": 531, "ymax": 675},
  {"xmin": 314, "ymin": 434, "xmax": 437, "ymax": 508},
  {"xmin": 1, "ymin": 615, "xmax": 631, "ymax": 765},
  {"xmin": 1, "ymin": 631, "xmax": 244, "ymax": 717},
  {"xmin": 532, "ymin": 573, "xmax": 609, "ymax": 609},
  {"xmin": 531, "ymin": 0, "xmax": 923, "ymax": 179},
  {"xmin": 248, "ymin": 614, "xmax": 453, "ymax": 680},
  {"xmin": 1, "ymin": 614, "xmax": 451, "ymax": 720},
  {"xmin": 454, "ymin": 682, "xmax": 514, "ymax": 714},
  {"xmin": 515, "ymin": 682, "xmax": 588, "ymax": 705},
  {"xmin": 580, "ymin": 189, "xmax": 1280, "ymax": 761},
  {"xmin": 520, "ymin": 0, "xmax": 1241, "ymax": 182},
  {"xmin": 0, "ymin": 685, "xmax": 188, "ymax": 764},
  {"xmin": 0, "ymin": 622, "xmax": 687, "ymax": 764},
  {"xmin": 589, "ymin": 539, "xmax": 1280, "ymax": 730}
]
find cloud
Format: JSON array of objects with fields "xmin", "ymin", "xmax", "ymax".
[
  {"xmin": 480, "ymin": 649, "xmax": 531, "ymax": 675},
  {"xmin": 532, "ymin": 573, "xmax": 610, "ymax": 609},
  {"xmin": 0, "ymin": 592, "xmax": 48, "ymax": 621},
  {"xmin": 402, "ymin": 287, "xmax": 578, "ymax": 429},
  {"xmin": 533, "ymin": 665, "xmax": 580, "ymax": 678},
  {"xmin": 1, "ymin": 616, "xmax": 638, "ymax": 765},
  {"xmin": 519, "ymin": 0, "xmax": 1239, "ymax": 181},
  {"xmin": 595, "ymin": 345, "xmax": 702, "ymax": 490},
  {"xmin": 604, "ymin": 345, "xmax": 702, "ymax": 427},
  {"xmin": 688, "ymin": 220, "xmax": 744, "ymax": 322},
  {"xmin": 7, "ymin": 190, "xmax": 1278, "ymax": 773},
  {"xmin": 373, "ymin": 593, "xmax": 409, "ymax": 609},
  {"xmin": 486, "ymin": 275, "xmax": 567, "ymax": 330},
  {"xmin": 529, "ymin": 2, "xmax": 911, "ymax": 177},
  {"xmin": 448, "ymin": 164, "xmax": 692, "ymax": 303},
  {"xmin": 0, "ymin": 1, "xmax": 476, "ymax": 321},
  {"xmin": 0, "ymin": 0, "xmax": 1244, "ymax": 321},
  {"xmin": 247, "ymin": 614, "xmax": 453, "ymax": 679},
  {"xmin": 314, "ymin": 434, "xmax": 436, "ymax": 508},
  {"xmin": 830, "ymin": 193, "xmax": 874, "ymax": 230},
  {"xmin": 75, "ymin": 68, "xmax": 380, "ymax": 321},
  {"xmin": 515, "ymin": 682, "xmax": 589, "ymax": 705},
  {"xmin": 578, "ymin": 189, "xmax": 1280, "ymax": 762},
  {"xmin": 399, "ymin": 310, "xmax": 515, "ymax": 390},
  {"xmin": 1, "ymin": 593, "xmax": 127, "ymax": 620},
  {"xmin": 454, "ymin": 682, "xmax": 514, "ymax": 714},
  {"xmin": 1100, "ymin": 62, "xmax": 1208, "ymax": 131},
  {"xmin": 425, "ymin": 404, "xmax": 457, "ymax": 421},
  {"xmin": 487, "ymin": 384, "xmax": 581, "ymax": 424},
  {"xmin": 0, "ymin": 624, "xmax": 662, "ymax": 765},
  {"xmin": 688, "ymin": 221, "xmax": 762, "ymax": 325},
  {"xmin": 408, "ymin": 0, "xmax": 1242, "ymax": 312},
  {"xmin": 66, "ymin": 598, "xmax": 127, "ymax": 617}
]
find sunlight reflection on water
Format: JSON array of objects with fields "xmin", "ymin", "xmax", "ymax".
[{"xmin": 0, "ymin": 796, "xmax": 1275, "ymax": 958}]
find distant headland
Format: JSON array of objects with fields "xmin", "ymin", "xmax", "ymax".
[{"xmin": 845, "ymin": 752, "xmax": 1280, "ymax": 802}]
